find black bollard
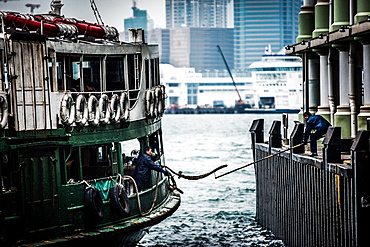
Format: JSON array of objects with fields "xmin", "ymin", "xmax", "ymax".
[
  {"xmin": 269, "ymin": 120, "xmax": 282, "ymax": 149},
  {"xmin": 322, "ymin": 126, "xmax": 341, "ymax": 164},
  {"xmin": 289, "ymin": 122, "xmax": 304, "ymax": 153},
  {"xmin": 249, "ymin": 119, "xmax": 264, "ymax": 162}
]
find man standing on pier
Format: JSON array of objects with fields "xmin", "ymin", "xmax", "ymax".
[{"xmin": 302, "ymin": 112, "xmax": 331, "ymax": 156}]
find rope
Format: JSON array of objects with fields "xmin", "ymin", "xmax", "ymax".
[
  {"xmin": 215, "ymin": 143, "xmax": 303, "ymax": 179},
  {"xmin": 164, "ymin": 164, "xmax": 228, "ymax": 180}
]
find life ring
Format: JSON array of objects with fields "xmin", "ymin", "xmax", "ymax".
[
  {"xmin": 84, "ymin": 187, "xmax": 104, "ymax": 221},
  {"xmin": 159, "ymin": 85, "xmax": 166, "ymax": 115},
  {"xmin": 60, "ymin": 94, "xmax": 75, "ymax": 126},
  {"xmin": 120, "ymin": 92, "xmax": 130, "ymax": 121},
  {"xmin": 145, "ymin": 89, "xmax": 152, "ymax": 117},
  {"xmin": 110, "ymin": 94, "xmax": 121, "ymax": 123},
  {"xmin": 99, "ymin": 94, "xmax": 111, "ymax": 125},
  {"xmin": 150, "ymin": 89, "xmax": 157, "ymax": 118},
  {"xmin": 155, "ymin": 87, "xmax": 163, "ymax": 116},
  {"xmin": 75, "ymin": 95, "xmax": 88, "ymax": 126},
  {"xmin": 87, "ymin": 95, "xmax": 100, "ymax": 127},
  {"xmin": 0, "ymin": 96, "xmax": 8, "ymax": 129},
  {"xmin": 109, "ymin": 184, "xmax": 131, "ymax": 218}
]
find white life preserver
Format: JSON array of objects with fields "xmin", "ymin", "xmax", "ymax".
[
  {"xmin": 150, "ymin": 89, "xmax": 157, "ymax": 118},
  {"xmin": 159, "ymin": 85, "xmax": 166, "ymax": 115},
  {"xmin": 87, "ymin": 95, "xmax": 100, "ymax": 127},
  {"xmin": 99, "ymin": 94, "xmax": 111, "ymax": 125},
  {"xmin": 60, "ymin": 94, "xmax": 75, "ymax": 126},
  {"xmin": 75, "ymin": 95, "xmax": 88, "ymax": 126},
  {"xmin": 0, "ymin": 95, "xmax": 8, "ymax": 129},
  {"xmin": 155, "ymin": 87, "xmax": 162, "ymax": 117},
  {"xmin": 110, "ymin": 94, "xmax": 121, "ymax": 123},
  {"xmin": 145, "ymin": 89, "xmax": 153, "ymax": 118},
  {"xmin": 120, "ymin": 92, "xmax": 130, "ymax": 121}
]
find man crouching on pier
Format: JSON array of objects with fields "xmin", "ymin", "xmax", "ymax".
[{"xmin": 302, "ymin": 112, "xmax": 331, "ymax": 156}]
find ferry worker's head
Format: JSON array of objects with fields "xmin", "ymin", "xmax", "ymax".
[
  {"xmin": 144, "ymin": 146, "xmax": 153, "ymax": 156},
  {"xmin": 303, "ymin": 111, "xmax": 312, "ymax": 122}
]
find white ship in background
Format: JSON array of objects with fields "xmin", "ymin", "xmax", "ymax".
[{"xmin": 161, "ymin": 47, "xmax": 302, "ymax": 113}]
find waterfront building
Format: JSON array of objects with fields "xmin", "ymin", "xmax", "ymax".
[
  {"xmin": 234, "ymin": 0, "xmax": 302, "ymax": 69},
  {"xmin": 160, "ymin": 64, "xmax": 253, "ymax": 108}
]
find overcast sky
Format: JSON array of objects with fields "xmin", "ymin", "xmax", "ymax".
[{"xmin": 0, "ymin": 0, "xmax": 166, "ymax": 31}]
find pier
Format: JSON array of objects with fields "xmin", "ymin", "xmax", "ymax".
[{"xmin": 250, "ymin": 118, "xmax": 370, "ymax": 247}]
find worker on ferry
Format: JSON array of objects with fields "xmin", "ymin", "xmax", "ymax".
[
  {"xmin": 133, "ymin": 146, "xmax": 168, "ymax": 191},
  {"xmin": 302, "ymin": 112, "xmax": 331, "ymax": 157}
]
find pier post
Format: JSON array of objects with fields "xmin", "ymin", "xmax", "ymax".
[
  {"xmin": 268, "ymin": 120, "xmax": 282, "ymax": 151},
  {"xmin": 249, "ymin": 119, "xmax": 264, "ymax": 161},
  {"xmin": 289, "ymin": 122, "xmax": 305, "ymax": 153},
  {"xmin": 322, "ymin": 126, "xmax": 341, "ymax": 164},
  {"xmin": 351, "ymin": 130, "xmax": 370, "ymax": 246}
]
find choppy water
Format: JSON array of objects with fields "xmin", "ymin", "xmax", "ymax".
[{"xmin": 137, "ymin": 114, "xmax": 298, "ymax": 247}]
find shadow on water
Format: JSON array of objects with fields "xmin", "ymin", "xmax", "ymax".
[{"xmin": 137, "ymin": 114, "xmax": 297, "ymax": 247}]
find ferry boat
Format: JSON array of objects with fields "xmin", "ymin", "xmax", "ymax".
[{"xmin": 0, "ymin": 1, "xmax": 180, "ymax": 246}]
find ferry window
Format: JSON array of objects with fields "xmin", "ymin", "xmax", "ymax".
[
  {"xmin": 56, "ymin": 55, "xmax": 81, "ymax": 91},
  {"xmin": 106, "ymin": 57, "xmax": 125, "ymax": 91},
  {"xmin": 83, "ymin": 57, "xmax": 101, "ymax": 92},
  {"xmin": 145, "ymin": 59, "xmax": 150, "ymax": 89},
  {"xmin": 81, "ymin": 145, "xmax": 112, "ymax": 180},
  {"xmin": 127, "ymin": 54, "xmax": 142, "ymax": 90},
  {"xmin": 64, "ymin": 148, "xmax": 80, "ymax": 183}
]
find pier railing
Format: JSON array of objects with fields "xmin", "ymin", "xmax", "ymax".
[{"xmin": 250, "ymin": 119, "xmax": 370, "ymax": 247}]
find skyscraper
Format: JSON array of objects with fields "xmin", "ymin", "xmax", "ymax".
[
  {"xmin": 234, "ymin": 0, "xmax": 302, "ymax": 69},
  {"xmin": 166, "ymin": 0, "xmax": 230, "ymax": 28}
]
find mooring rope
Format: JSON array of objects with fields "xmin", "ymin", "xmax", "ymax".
[
  {"xmin": 164, "ymin": 164, "xmax": 228, "ymax": 180},
  {"xmin": 215, "ymin": 143, "xmax": 303, "ymax": 179}
]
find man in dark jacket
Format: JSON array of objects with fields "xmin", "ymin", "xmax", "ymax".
[
  {"xmin": 302, "ymin": 112, "xmax": 331, "ymax": 156},
  {"xmin": 133, "ymin": 146, "xmax": 168, "ymax": 191}
]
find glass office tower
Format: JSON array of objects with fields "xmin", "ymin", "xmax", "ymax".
[{"xmin": 234, "ymin": 0, "xmax": 302, "ymax": 69}]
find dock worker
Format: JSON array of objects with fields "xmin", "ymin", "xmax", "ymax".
[
  {"xmin": 133, "ymin": 146, "xmax": 168, "ymax": 191},
  {"xmin": 302, "ymin": 112, "xmax": 331, "ymax": 156}
]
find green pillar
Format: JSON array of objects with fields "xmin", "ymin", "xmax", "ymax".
[
  {"xmin": 297, "ymin": 5, "xmax": 315, "ymax": 43},
  {"xmin": 331, "ymin": 0, "xmax": 349, "ymax": 31},
  {"xmin": 312, "ymin": 0, "xmax": 330, "ymax": 38},
  {"xmin": 354, "ymin": 0, "xmax": 370, "ymax": 23}
]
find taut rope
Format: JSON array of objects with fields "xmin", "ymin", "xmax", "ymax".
[{"xmin": 164, "ymin": 164, "xmax": 228, "ymax": 180}]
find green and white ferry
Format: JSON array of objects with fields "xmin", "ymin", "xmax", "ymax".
[{"xmin": 0, "ymin": 1, "xmax": 180, "ymax": 246}]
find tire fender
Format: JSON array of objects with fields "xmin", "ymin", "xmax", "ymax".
[{"xmin": 109, "ymin": 184, "xmax": 131, "ymax": 218}]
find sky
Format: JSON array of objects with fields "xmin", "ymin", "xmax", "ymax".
[{"xmin": 0, "ymin": 0, "xmax": 166, "ymax": 31}]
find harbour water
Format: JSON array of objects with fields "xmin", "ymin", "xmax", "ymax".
[{"xmin": 137, "ymin": 114, "xmax": 298, "ymax": 247}]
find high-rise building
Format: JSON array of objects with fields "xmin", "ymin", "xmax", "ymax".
[
  {"xmin": 166, "ymin": 0, "xmax": 230, "ymax": 28},
  {"xmin": 234, "ymin": 0, "xmax": 302, "ymax": 69}
]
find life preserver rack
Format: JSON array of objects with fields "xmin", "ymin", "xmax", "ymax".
[
  {"xmin": 59, "ymin": 92, "xmax": 131, "ymax": 127},
  {"xmin": 1, "ymin": 12, "xmax": 119, "ymax": 40},
  {"xmin": 145, "ymin": 85, "xmax": 166, "ymax": 119}
]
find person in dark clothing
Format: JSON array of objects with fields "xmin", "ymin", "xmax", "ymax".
[
  {"xmin": 302, "ymin": 112, "xmax": 331, "ymax": 156},
  {"xmin": 133, "ymin": 146, "xmax": 168, "ymax": 191}
]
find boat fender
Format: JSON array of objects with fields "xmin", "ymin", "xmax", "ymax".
[
  {"xmin": 84, "ymin": 187, "xmax": 104, "ymax": 221},
  {"xmin": 60, "ymin": 93, "xmax": 75, "ymax": 126},
  {"xmin": 150, "ymin": 89, "xmax": 156, "ymax": 118},
  {"xmin": 87, "ymin": 95, "xmax": 100, "ymax": 127},
  {"xmin": 99, "ymin": 94, "xmax": 111, "ymax": 125},
  {"xmin": 145, "ymin": 89, "xmax": 152, "ymax": 118},
  {"xmin": 120, "ymin": 92, "xmax": 130, "ymax": 121},
  {"xmin": 109, "ymin": 184, "xmax": 131, "ymax": 218},
  {"xmin": 110, "ymin": 94, "xmax": 121, "ymax": 123},
  {"xmin": 0, "ymin": 96, "xmax": 8, "ymax": 129},
  {"xmin": 155, "ymin": 87, "xmax": 163, "ymax": 116},
  {"xmin": 75, "ymin": 95, "xmax": 88, "ymax": 126}
]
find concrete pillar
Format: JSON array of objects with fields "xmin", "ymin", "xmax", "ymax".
[
  {"xmin": 331, "ymin": 0, "xmax": 349, "ymax": 31},
  {"xmin": 358, "ymin": 44, "xmax": 370, "ymax": 130},
  {"xmin": 316, "ymin": 50, "xmax": 331, "ymax": 120},
  {"xmin": 297, "ymin": 1, "xmax": 316, "ymax": 42},
  {"xmin": 312, "ymin": 0, "xmax": 330, "ymax": 38},
  {"xmin": 334, "ymin": 47, "xmax": 351, "ymax": 138},
  {"xmin": 349, "ymin": 42, "xmax": 358, "ymax": 137},
  {"xmin": 328, "ymin": 48, "xmax": 336, "ymax": 124},
  {"xmin": 308, "ymin": 56, "xmax": 320, "ymax": 113},
  {"xmin": 354, "ymin": 0, "xmax": 370, "ymax": 23}
]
